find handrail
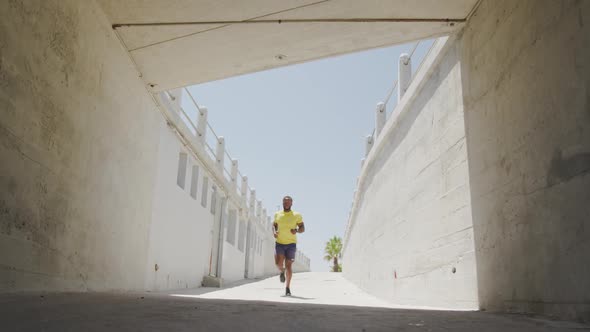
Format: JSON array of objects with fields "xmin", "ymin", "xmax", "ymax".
[
  {"xmin": 184, "ymin": 88, "xmax": 204, "ymax": 116},
  {"xmin": 382, "ymin": 41, "xmax": 420, "ymax": 105},
  {"xmin": 164, "ymin": 91, "xmax": 200, "ymax": 135},
  {"xmin": 206, "ymin": 122, "xmax": 220, "ymax": 143},
  {"xmin": 349, "ymin": 38, "xmax": 438, "ymax": 249},
  {"xmin": 180, "ymin": 87, "xmax": 257, "ymax": 201},
  {"xmin": 161, "ymin": 89, "xmax": 312, "ymax": 262},
  {"xmin": 237, "ymin": 169, "xmax": 255, "ymax": 196},
  {"xmin": 405, "ymin": 41, "xmax": 435, "ymax": 96},
  {"xmin": 223, "ymin": 167, "xmax": 232, "ymax": 181},
  {"xmin": 204, "ymin": 142, "xmax": 217, "ymax": 161}
]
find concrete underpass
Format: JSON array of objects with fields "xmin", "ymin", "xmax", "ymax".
[{"xmin": 1, "ymin": 0, "xmax": 589, "ymax": 330}]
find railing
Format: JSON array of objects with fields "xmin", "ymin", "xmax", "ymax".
[
  {"xmin": 359, "ymin": 39, "xmax": 436, "ymax": 168},
  {"xmin": 162, "ymin": 87, "xmax": 312, "ymax": 266},
  {"xmin": 382, "ymin": 40, "xmax": 435, "ymax": 117},
  {"xmin": 164, "ymin": 88, "xmax": 257, "ymax": 205},
  {"xmin": 344, "ymin": 38, "xmax": 437, "ymax": 251}
]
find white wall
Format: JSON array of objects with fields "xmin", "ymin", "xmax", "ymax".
[
  {"xmin": 144, "ymin": 120, "xmax": 216, "ymax": 291},
  {"xmin": 262, "ymin": 219, "xmax": 279, "ymax": 276},
  {"xmin": 221, "ymin": 205, "xmax": 246, "ymax": 282},
  {"xmin": 222, "ymin": 242, "xmax": 246, "ymax": 282},
  {"xmin": 343, "ymin": 36, "xmax": 478, "ymax": 309},
  {"xmin": 0, "ymin": 0, "xmax": 161, "ymax": 291},
  {"xmin": 252, "ymin": 221, "xmax": 271, "ymax": 278}
]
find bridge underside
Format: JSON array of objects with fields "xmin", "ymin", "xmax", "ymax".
[{"xmin": 97, "ymin": 0, "xmax": 478, "ymax": 90}]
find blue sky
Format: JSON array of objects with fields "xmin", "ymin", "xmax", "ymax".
[{"xmin": 188, "ymin": 40, "xmax": 433, "ymax": 272}]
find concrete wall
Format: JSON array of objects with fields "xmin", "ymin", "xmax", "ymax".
[
  {"xmin": 0, "ymin": 0, "xmax": 161, "ymax": 291},
  {"xmin": 144, "ymin": 121, "xmax": 216, "ymax": 291},
  {"xmin": 342, "ymin": 37, "xmax": 478, "ymax": 309},
  {"xmin": 0, "ymin": 0, "xmax": 294, "ymax": 293},
  {"xmin": 344, "ymin": 0, "xmax": 589, "ymax": 321},
  {"xmin": 461, "ymin": 0, "xmax": 590, "ymax": 321}
]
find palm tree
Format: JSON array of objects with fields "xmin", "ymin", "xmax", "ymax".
[{"xmin": 324, "ymin": 236, "xmax": 343, "ymax": 272}]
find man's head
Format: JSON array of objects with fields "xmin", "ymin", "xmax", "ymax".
[{"xmin": 283, "ymin": 196, "xmax": 293, "ymax": 211}]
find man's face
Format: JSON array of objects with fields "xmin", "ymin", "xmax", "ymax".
[{"xmin": 283, "ymin": 197, "xmax": 293, "ymax": 210}]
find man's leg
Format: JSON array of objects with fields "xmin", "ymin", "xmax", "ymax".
[
  {"xmin": 275, "ymin": 243, "xmax": 285, "ymax": 274},
  {"xmin": 285, "ymin": 244, "xmax": 296, "ymax": 294},
  {"xmin": 276, "ymin": 255, "xmax": 285, "ymax": 273},
  {"xmin": 276, "ymin": 250, "xmax": 286, "ymax": 283},
  {"xmin": 285, "ymin": 259, "xmax": 293, "ymax": 288},
  {"xmin": 275, "ymin": 243, "xmax": 286, "ymax": 282},
  {"xmin": 275, "ymin": 253, "xmax": 282, "ymax": 271}
]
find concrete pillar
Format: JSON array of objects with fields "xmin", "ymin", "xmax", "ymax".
[
  {"xmin": 365, "ymin": 134, "xmax": 374, "ymax": 156},
  {"xmin": 197, "ymin": 106, "xmax": 208, "ymax": 144},
  {"xmin": 169, "ymin": 88, "xmax": 183, "ymax": 109},
  {"xmin": 262, "ymin": 208, "xmax": 267, "ymax": 226},
  {"xmin": 215, "ymin": 196, "xmax": 227, "ymax": 278},
  {"xmin": 244, "ymin": 220, "xmax": 252, "ymax": 278},
  {"xmin": 398, "ymin": 53, "xmax": 412, "ymax": 102},
  {"xmin": 216, "ymin": 137, "xmax": 225, "ymax": 171},
  {"xmin": 256, "ymin": 201, "xmax": 262, "ymax": 218},
  {"xmin": 241, "ymin": 176, "xmax": 248, "ymax": 207},
  {"xmin": 249, "ymin": 189, "xmax": 256, "ymax": 217},
  {"xmin": 231, "ymin": 159, "xmax": 238, "ymax": 193},
  {"xmin": 375, "ymin": 102, "xmax": 386, "ymax": 138}
]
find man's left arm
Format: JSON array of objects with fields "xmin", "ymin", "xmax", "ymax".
[{"xmin": 297, "ymin": 215, "xmax": 305, "ymax": 233}]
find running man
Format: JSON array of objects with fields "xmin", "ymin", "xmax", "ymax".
[{"xmin": 273, "ymin": 196, "xmax": 305, "ymax": 296}]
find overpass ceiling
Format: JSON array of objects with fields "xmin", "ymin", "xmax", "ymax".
[{"xmin": 98, "ymin": 0, "xmax": 478, "ymax": 91}]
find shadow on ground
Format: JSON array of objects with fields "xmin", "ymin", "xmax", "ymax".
[
  {"xmin": 159, "ymin": 277, "xmax": 268, "ymax": 297},
  {"xmin": 1, "ymin": 292, "xmax": 588, "ymax": 332}
]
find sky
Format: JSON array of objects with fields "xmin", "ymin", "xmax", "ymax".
[{"xmin": 187, "ymin": 40, "xmax": 433, "ymax": 272}]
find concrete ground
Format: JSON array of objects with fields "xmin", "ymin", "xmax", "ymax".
[{"xmin": 1, "ymin": 272, "xmax": 588, "ymax": 331}]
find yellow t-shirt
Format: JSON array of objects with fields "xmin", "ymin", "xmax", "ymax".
[{"xmin": 274, "ymin": 210, "xmax": 303, "ymax": 245}]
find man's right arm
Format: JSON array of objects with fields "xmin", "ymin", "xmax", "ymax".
[{"xmin": 272, "ymin": 222, "xmax": 278, "ymax": 238}]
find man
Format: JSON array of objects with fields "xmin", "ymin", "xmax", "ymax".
[{"xmin": 273, "ymin": 195, "xmax": 305, "ymax": 296}]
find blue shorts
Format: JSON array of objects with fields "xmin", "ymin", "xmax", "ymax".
[{"xmin": 275, "ymin": 243, "xmax": 297, "ymax": 261}]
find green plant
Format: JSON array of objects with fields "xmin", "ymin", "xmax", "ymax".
[{"xmin": 324, "ymin": 236, "xmax": 343, "ymax": 272}]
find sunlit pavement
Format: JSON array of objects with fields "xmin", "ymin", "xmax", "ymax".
[
  {"xmin": 1, "ymin": 272, "xmax": 588, "ymax": 331},
  {"xmin": 170, "ymin": 272, "xmax": 401, "ymax": 308}
]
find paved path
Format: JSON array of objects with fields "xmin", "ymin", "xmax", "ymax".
[
  {"xmin": 1, "ymin": 272, "xmax": 588, "ymax": 331},
  {"xmin": 169, "ymin": 272, "xmax": 400, "ymax": 308}
]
